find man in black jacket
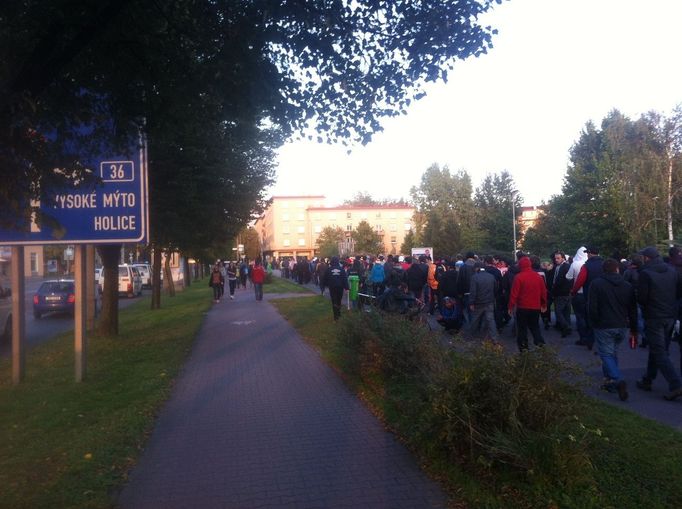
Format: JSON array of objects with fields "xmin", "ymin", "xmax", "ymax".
[
  {"xmin": 550, "ymin": 251, "xmax": 572, "ymax": 337},
  {"xmin": 322, "ymin": 256, "xmax": 349, "ymax": 321},
  {"xmin": 635, "ymin": 247, "xmax": 682, "ymax": 400},
  {"xmin": 588, "ymin": 258, "xmax": 637, "ymax": 401}
]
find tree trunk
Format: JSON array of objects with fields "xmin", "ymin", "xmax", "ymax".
[
  {"xmin": 164, "ymin": 252, "xmax": 175, "ymax": 297},
  {"xmin": 151, "ymin": 245, "xmax": 162, "ymax": 310},
  {"xmin": 97, "ymin": 244, "xmax": 120, "ymax": 336}
]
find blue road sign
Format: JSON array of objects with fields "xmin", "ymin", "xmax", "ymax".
[{"xmin": 0, "ymin": 138, "xmax": 149, "ymax": 246}]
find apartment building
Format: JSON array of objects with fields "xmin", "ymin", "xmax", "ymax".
[{"xmin": 255, "ymin": 196, "xmax": 415, "ymax": 258}]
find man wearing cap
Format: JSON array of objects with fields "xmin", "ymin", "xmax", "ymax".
[
  {"xmin": 570, "ymin": 245, "xmax": 603, "ymax": 349},
  {"xmin": 636, "ymin": 246, "xmax": 682, "ymax": 400}
]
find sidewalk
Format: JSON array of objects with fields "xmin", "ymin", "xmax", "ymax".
[{"xmin": 118, "ymin": 284, "xmax": 448, "ymax": 509}]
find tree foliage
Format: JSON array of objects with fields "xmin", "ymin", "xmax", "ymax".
[
  {"xmin": 473, "ymin": 170, "xmax": 522, "ymax": 253},
  {"xmin": 316, "ymin": 226, "xmax": 344, "ymax": 259},
  {"xmin": 353, "ymin": 220, "xmax": 383, "ymax": 255},
  {"xmin": 410, "ymin": 164, "xmax": 476, "ymax": 256}
]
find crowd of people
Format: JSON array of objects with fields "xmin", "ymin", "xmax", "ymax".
[{"xmin": 273, "ymin": 246, "xmax": 682, "ymax": 403}]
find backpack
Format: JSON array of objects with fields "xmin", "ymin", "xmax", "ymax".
[{"xmin": 211, "ymin": 271, "xmax": 221, "ymax": 285}]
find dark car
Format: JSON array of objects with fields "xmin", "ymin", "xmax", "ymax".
[{"xmin": 33, "ymin": 280, "xmax": 75, "ymax": 319}]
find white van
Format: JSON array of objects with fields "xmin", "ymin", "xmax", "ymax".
[
  {"xmin": 99, "ymin": 265, "xmax": 142, "ymax": 298},
  {"xmin": 132, "ymin": 263, "xmax": 152, "ymax": 288}
]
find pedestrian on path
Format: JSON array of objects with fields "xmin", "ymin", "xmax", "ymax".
[
  {"xmin": 587, "ymin": 258, "xmax": 638, "ymax": 401},
  {"xmin": 467, "ymin": 262, "xmax": 498, "ymax": 341},
  {"xmin": 322, "ymin": 256, "xmax": 348, "ymax": 321},
  {"xmin": 635, "ymin": 246, "xmax": 682, "ymax": 401},
  {"xmin": 508, "ymin": 256, "xmax": 547, "ymax": 352},
  {"xmin": 226, "ymin": 262, "xmax": 237, "ymax": 299},
  {"xmin": 251, "ymin": 259, "xmax": 266, "ymax": 301},
  {"xmin": 209, "ymin": 265, "xmax": 223, "ymax": 303}
]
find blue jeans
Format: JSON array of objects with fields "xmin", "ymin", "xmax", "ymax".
[
  {"xmin": 594, "ymin": 328, "xmax": 627, "ymax": 384},
  {"xmin": 254, "ymin": 283, "xmax": 263, "ymax": 301},
  {"xmin": 644, "ymin": 318, "xmax": 682, "ymax": 391}
]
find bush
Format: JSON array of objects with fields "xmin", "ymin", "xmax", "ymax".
[{"xmin": 334, "ymin": 311, "xmax": 598, "ymax": 505}]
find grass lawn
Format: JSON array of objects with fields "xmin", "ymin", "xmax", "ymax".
[
  {"xmin": 263, "ymin": 275, "xmax": 314, "ymax": 294},
  {"xmin": 0, "ymin": 283, "xmax": 211, "ymax": 509},
  {"xmin": 272, "ymin": 296, "xmax": 682, "ymax": 509}
]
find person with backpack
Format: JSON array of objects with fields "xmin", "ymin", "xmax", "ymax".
[
  {"xmin": 251, "ymin": 259, "xmax": 266, "ymax": 301},
  {"xmin": 209, "ymin": 265, "xmax": 224, "ymax": 303}
]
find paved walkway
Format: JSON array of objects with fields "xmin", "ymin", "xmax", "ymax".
[{"xmin": 118, "ymin": 284, "xmax": 448, "ymax": 509}]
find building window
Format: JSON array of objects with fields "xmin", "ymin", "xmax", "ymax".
[
  {"xmin": 298, "ymin": 238, "xmax": 305, "ymax": 246},
  {"xmin": 297, "ymin": 226, "xmax": 305, "ymax": 233},
  {"xmin": 30, "ymin": 252, "xmax": 38, "ymax": 274},
  {"xmin": 282, "ymin": 213, "xmax": 290, "ymax": 221},
  {"xmin": 361, "ymin": 212, "xmax": 368, "ymax": 219},
  {"xmin": 346, "ymin": 224, "xmax": 353, "ymax": 231},
  {"xmin": 282, "ymin": 225, "xmax": 290, "ymax": 234},
  {"xmin": 283, "ymin": 239, "xmax": 291, "ymax": 246},
  {"xmin": 389, "ymin": 223, "xmax": 397, "ymax": 232},
  {"xmin": 375, "ymin": 212, "xmax": 381, "ymax": 218},
  {"xmin": 314, "ymin": 224, "xmax": 322, "ymax": 233},
  {"xmin": 297, "ymin": 213, "xmax": 305, "ymax": 221},
  {"xmin": 375, "ymin": 224, "xmax": 382, "ymax": 231},
  {"xmin": 404, "ymin": 223, "xmax": 412, "ymax": 231},
  {"xmin": 346, "ymin": 212, "xmax": 351, "ymax": 219},
  {"xmin": 391, "ymin": 236, "xmax": 397, "ymax": 244}
]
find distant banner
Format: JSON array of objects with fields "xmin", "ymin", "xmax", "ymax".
[{"xmin": 411, "ymin": 247, "xmax": 434, "ymax": 260}]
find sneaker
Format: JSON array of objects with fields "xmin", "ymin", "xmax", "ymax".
[
  {"xmin": 636, "ymin": 378, "xmax": 652, "ymax": 391},
  {"xmin": 230, "ymin": 295, "xmax": 234, "ymax": 300},
  {"xmin": 617, "ymin": 380, "xmax": 628, "ymax": 401},
  {"xmin": 663, "ymin": 387, "xmax": 682, "ymax": 401}
]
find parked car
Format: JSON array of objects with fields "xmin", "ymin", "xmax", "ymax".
[
  {"xmin": 33, "ymin": 280, "xmax": 75, "ymax": 319},
  {"xmin": 0, "ymin": 283, "xmax": 11, "ymax": 343},
  {"xmin": 118, "ymin": 264, "xmax": 142, "ymax": 298},
  {"xmin": 132, "ymin": 263, "xmax": 152, "ymax": 288}
]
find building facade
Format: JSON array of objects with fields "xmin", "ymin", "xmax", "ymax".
[{"xmin": 255, "ymin": 196, "xmax": 415, "ymax": 258}]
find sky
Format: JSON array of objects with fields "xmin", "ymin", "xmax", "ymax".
[{"xmin": 271, "ymin": 0, "xmax": 682, "ymax": 207}]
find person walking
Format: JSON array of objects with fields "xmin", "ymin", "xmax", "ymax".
[
  {"xmin": 322, "ymin": 256, "xmax": 348, "ymax": 321},
  {"xmin": 570, "ymin": 245, "xmax": 604, "ymax": 349},
  {"xmin": 587, "ymin": 258, "xmax": 638, "ymax": 401},
  {"xmin": 226, "ymin": 262, "xmax": 237, "ymax": 300},
  {"xmin": 239, "ymin": 259, "xmax": 248, "ymax": 289},
  {"xmin": 218, "ymin": 261, "xmax": 227, "ymax": 298},
  {"xmin": 549, "ymin": 251, "xmax": 572, "ymax": 337},
  {"xmin": 635, "ymin": 247, "xmax": 682, "ymax": 401},
  {"xmin": 209, "ymin": 265, "xmax": 224, "ymax": 303},
  {"xmin": 508, "ymin": 256, "xmax": 547, "ymax": 352},
  {"xmin": 251, "ymin": 259, "xmax": 266, "ymax": 301},
  {"xmin": 467, "ymin": 262, "xmax": 498, "ymax": 341}
]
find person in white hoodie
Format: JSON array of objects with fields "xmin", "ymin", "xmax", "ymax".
[{"xmin": 566, "ymin": 246, "xmax": 589, "ymax": 346}]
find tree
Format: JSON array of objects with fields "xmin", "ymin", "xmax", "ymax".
[
  {"xmin": 316, "ymin": 226, "xmax": 344, "ymax": 259},
  {"xmin": 410, "ymin": 164, "xmax": 476, "ymax": 256},
  {"xmin": 2, "ymin": 1, "xmax": 502, "ymax": 331},
  {"xmin": 473, "ymin": 171, "xmax": 523, "ymax": 253},
  {"xmin": 401, "ymin": 229, "xmax": 416, "ymax": 255},
  {"xmin": 353, "ymin": 220, "xmax": 383, "ymax": 255}
]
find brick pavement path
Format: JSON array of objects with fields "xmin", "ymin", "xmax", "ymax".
[{"xmin": 117, "ymin": 284, "xmax": 448, "ymax": 509}]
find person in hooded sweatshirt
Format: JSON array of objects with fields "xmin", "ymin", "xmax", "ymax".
[
  {"xmin": 508, "ymin": 256, "xmax": 547, "ymax": 352},
  {"xmin": 322, "ymin": 256, "xmax": 349, "ymax": 321},
  {"xmin": 566, "ymin": 246, "xmax": 588, "ymax": 346},
  {"xmin": 635, "ymin": 246, "xmax": 682, "ymax": 401},
  {"xmin": 587, "ymin": 258, "xmax": 638, "ymax": 401}
]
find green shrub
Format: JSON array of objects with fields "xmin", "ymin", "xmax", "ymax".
[{"xmin": 334, "ymin": 311, "xmax": 598, "ymax": 505}]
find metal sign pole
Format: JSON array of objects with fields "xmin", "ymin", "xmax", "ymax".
[
  {"xmin": 74, "ymin": 245, "xmax": 87, "ymax": 382},
  {"xmin": 86, "ymin": 245, "xmax": 96, "ymax": 331},
  {"xmin": 11, "ymin": 246, "xmax": 25, "ymax": 384}
]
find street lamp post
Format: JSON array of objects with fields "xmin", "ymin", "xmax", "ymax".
[{"xmin": 512, "ymin": 194, "xmax": 518, "ymax": 259}]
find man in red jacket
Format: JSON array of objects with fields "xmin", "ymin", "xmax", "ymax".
[
  {"xmin": 251, "ymin": 259, "xmax": 266, "ymax": 301},
  {"xmin": 508, "ymin": 256, "xmax": 548, "ymax": 352}
]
